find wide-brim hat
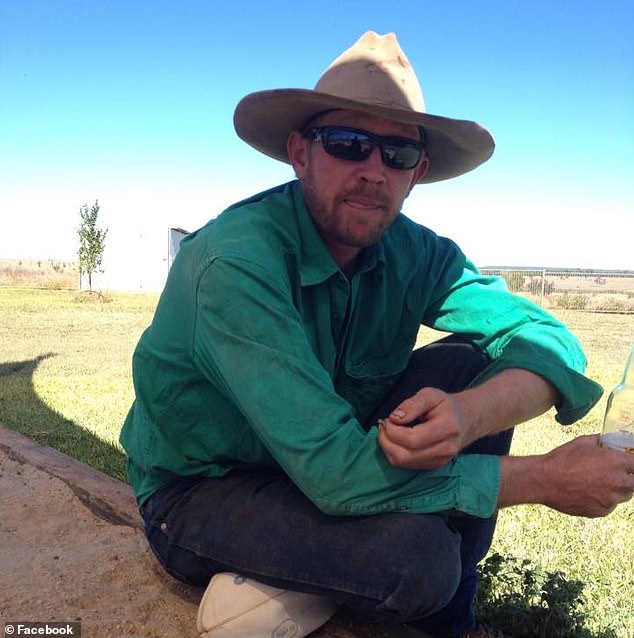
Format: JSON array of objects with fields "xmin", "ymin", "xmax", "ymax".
[{"xmin": 234, "ymin": 31, "xmax": 495, "ymax": 184}]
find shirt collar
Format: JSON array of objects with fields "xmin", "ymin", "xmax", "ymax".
[{"xmin": 290, "ymin": 181, "xmax": 386, "ymax": 286}]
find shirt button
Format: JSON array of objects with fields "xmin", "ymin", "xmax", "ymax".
[{"xmin": 160, "ymin": 522, "xmax": 168, "ymax": 532}]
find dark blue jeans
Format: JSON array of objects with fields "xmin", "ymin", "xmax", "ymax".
[{"xmin": 140, "ymin": 338, "xmax": 513, "ymax": 638}]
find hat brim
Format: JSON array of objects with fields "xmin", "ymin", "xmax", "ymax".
[{"xmin": 234, "ymin": 89, "xmax": 495, "ymax": 184}]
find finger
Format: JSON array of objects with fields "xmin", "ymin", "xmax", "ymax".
[
  {"xmin": 377, "ymin": 429, "xmax": 455, "ymax": 470},
  {"xmin": 615, "ymin": 454, "xmax": 634, "ymax": 474},
  {"xmin": 620, "ymin": 468, "xmax": 634, "ymax": 491},
  {"xmin": 379, "ymin": 418, "xmax": 454, "ymax": 450},
  {"xmin": 388, "ymin": 388, "xmax": 446, "ymax": 425},
  {"xmin": 602, "ymin": 444, "xmax": 634, "ymax": 473},
  {"xmin": 377, "ymin": 420, "xmax": 459, "ymax": 468}
]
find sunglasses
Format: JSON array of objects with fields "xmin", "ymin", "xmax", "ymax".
[{"xmin": 303, "ymin": 126, "xmax": 425, "ymax": 170}]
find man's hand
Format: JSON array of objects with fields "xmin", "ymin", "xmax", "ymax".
[
  {"xmin": 499, "ymin": 435, "xmax": 634, "ymax": 517},
  {"xmin": 377, "ymin": 368, "xmax": 559, "ymax": 471},
  {"xmin": 377, "ymin": 387, "xmax": 470, "ymax": 470}
]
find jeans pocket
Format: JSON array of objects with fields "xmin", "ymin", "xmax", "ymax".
[{"xmin": 139, "ymin": 477, "xmax": 210, "ymax": 585}]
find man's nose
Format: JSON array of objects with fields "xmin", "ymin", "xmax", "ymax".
[{"xmin": 359, "ymin": 146, "xmax": 386, "ymax": 183}]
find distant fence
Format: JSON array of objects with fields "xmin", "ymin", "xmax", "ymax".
[{"xmin": 480, "ymin": 269, "xmax": 634, "ymax": 313}]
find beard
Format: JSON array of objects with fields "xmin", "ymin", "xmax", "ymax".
[{"xmin": 302, "ymin": 179, "xmax": 401, "ymax": 249}]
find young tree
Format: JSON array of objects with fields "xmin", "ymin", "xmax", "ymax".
[{"xmin": 77, "ymin": 200, "xmax": 108, "ymax": 292}]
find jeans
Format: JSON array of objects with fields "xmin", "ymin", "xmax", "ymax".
[{"xmin": 140, "ymin": 337, "xmax": 513, "ymax": 637}]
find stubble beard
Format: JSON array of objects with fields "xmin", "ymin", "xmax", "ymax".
[{"xmin": 302, "ymin": 179, "xmax": 401, "ymax": 249}]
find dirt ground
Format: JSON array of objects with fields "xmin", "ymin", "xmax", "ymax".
[{"xmin": 0, "ymin": 425, "xmax": 426, "ymax": 638}]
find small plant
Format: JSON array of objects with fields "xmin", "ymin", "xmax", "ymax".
[
  {"xmin": 556, "ymin": 292, "xmax": 588, "ymax": 310},
  {"xmin": 527, "ymin": 277, "xmax": 554, "ymax": 295},
  {"xmin": 77, "ymin": 199, "xmax": 108, "ymax": 292},
  {"xmin": 595, "ymin": 297, "xmax": 626, "ymax": 313},
  {"xmin": 475, "ymin": 553, "xmax": 617, "ymax": 637},
  {"xmin": 502, "ymin": 271, "xmax": 525, "ymax": 292},
  {"xmin": 74, "ymin": 290, "xmax": 113, "ymax": 303}
]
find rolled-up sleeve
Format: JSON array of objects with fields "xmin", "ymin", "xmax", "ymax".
[{"xmin": 426, "ymin": 262, "xmax": 603, "ymax": 423}]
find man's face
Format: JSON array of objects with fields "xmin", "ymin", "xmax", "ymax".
[{"xmin": 287, "ymin": 109, "xmax": 427, "ymax": 267}]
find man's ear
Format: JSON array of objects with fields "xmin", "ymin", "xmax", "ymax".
[
  {"xmin": 287, "ymin": 131, "xmax": 309, "ymax": 179},
  {"xmin": 408, "ymin": 156, "xmax": 430, "ymax": 194}
]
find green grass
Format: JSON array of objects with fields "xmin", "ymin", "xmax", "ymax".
[
  {"xmin": 0, "ymin": 287, "xmax": 159, "ymax": 479},
  {"xmin": 1, "ymin": 287, "xmax": 632, "ymax": 636},
  {"xmin": 487, "ymin": 311, "xmax": 633, "ymax": 637}
]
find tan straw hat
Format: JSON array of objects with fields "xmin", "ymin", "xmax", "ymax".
[{"xmin": 233, "ymin": 31, "xmax": 495, "ymax": 184}]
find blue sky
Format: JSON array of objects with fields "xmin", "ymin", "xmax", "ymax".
[{"xmin": 1, "ymin": 0, "xmax": 632, "ymax": 286}]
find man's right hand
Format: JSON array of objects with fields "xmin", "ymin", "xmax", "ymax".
[{"xmin": 498, "ymin": 434, "xmax": 634, "ymax": 517}]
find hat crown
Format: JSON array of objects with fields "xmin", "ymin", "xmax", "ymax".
[
  {"xmin": 314, "ymin": 31, "xmax": 426, "ymax": 114},
  {"xmin": 233, "ymin": 31, "xmax": 494, "ymax": 183}
]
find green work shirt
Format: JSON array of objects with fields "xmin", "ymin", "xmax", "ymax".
[{"xmin": 119, "ymin": 180, "xmax": 602, "ymax": 517}]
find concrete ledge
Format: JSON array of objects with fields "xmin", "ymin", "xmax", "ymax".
[{"xmin": 0, "ymin": 422, "xmax": 141, "ymax": 529}]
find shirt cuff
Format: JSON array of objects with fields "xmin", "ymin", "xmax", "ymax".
[{"xmin": 452, "ymin": 453, "xmax": 501, "ymax": 518}]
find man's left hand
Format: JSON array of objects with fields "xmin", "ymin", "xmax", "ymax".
[
  {"xmin": 377, "ymin": 387, "xmax": 470, "ymax": 470},
  {"xmin": 377, "ymin": 368, "xmax": 559, "ymax": 471}
]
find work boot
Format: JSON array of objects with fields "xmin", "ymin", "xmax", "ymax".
[{"xmin": 196, "ymin": 572, "xmax": 338, "ymax": 637}]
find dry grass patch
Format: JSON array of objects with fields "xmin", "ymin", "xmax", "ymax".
[{"xmin": 0, "ymin": 258, "xmax": 78, "ymax": 289}]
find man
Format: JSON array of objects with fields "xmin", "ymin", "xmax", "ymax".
[{"xmin": 120, "ymin": 32, "xmax": 634, "ymax": 638}]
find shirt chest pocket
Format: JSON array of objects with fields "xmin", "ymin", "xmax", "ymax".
[
  {"xmin": 346, "ymin": 342, "xmax": 413, "ymax": 379},
  {"xmin": 336, "ymin": 338, "xmax": 415, "ymax": 424}
]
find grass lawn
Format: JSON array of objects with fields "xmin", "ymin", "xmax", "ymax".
[
  {"xmin": 1, "ymin": 286, "xmax": 632, "ymax": 637},
  {"xmin": 0, "ymin": 287, "xmax": 159, "ymax": 479}
]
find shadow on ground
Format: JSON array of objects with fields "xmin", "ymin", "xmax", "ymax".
[{"xmin": 0, "ymin": 354, "xmax": 128, "ymax": 481}]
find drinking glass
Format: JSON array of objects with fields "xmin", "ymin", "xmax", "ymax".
[{"xmin": 600, "ymin": 344, "xmax": 634, "ymax": 453}]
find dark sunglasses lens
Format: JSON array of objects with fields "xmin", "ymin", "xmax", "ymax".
[
  {"xmin": 323, "ymin": 130, "xmax": 373, "ymax": 161},
  {"xmin": 316, "ymin": 127, "xmax": 422, "ymax": 169},
  {"xmin": 382, "ymin": 144, "xmax": 422, "ymax": 170}
]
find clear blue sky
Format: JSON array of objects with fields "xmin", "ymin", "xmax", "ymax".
[{"xmin": 1, "ymin": 0, "xmax": 632, "ymax": 280}]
